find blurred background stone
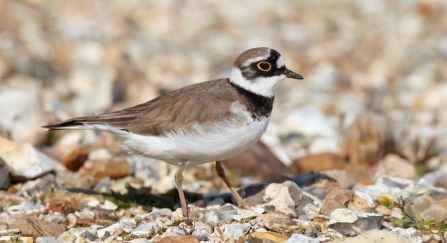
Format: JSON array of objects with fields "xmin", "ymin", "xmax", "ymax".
[
  {"xmin": 345, "ymin": 111, "xmax": 394, "ymax": 165},
  {"xmin": 0, "ymin": 136, "xmax": 54, "ymax": 180}
]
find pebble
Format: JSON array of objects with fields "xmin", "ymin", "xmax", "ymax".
[
  {"xmin": 44, "ymin": 214, "xmax": 67, "ymax": 224},
  {"xmin": 320, "ymin": 189, "xmax": 353, "ymax": 216},
  {"xmin": 35, "ymin": 237, "xmax": 62, "ymax": 243},
  {"xmin": 376, "ymin": 154, "xmax": 418, "ymax": 179},
  {"xmin": 261, "ymin": 181, "xmax": 303, "ymax": 217},
  {"xmin": 215, "ymin": 204, "xmax": 238, "ymax": 222},
  {"xmin": 166, "ymin": 226, "xmax": 186, "ymax": 236},
  {"xmin": 0, "ymin": 136, "xmax": 54, "ymax": 180},
  {"xmin": 79, "ymin": 231, "xmax": 96, "ymax": 241},
  {"xmin": 285, "ymin": 234, "xmax": 327, "ymax": 243},
  {"xmin": 345, "ymin": 111, "xmax": 393, "ymax": 165},
  {"xmin": 97, "ymin": 222, "xmax": 121, "ymax": 239},
  {"xmin": 342, "ymin": 229, "xmax": 413, "ymax": 243},
  {"xmin": 410, "ymin": 190, "xmax": 447, "ymax": 222},
  {"xmin": 391, "ymin": 227, "xmax": 423, "ymax": 243},
  {"xmin": 251, "ymin": 232, "xmax": 288, "ymax": 242},
  {"xmin": 7, "ymin": 201, "xmax": 45, "ymax": 215},
  {"xmin": 204, "ymin": 210, "xmax": 225, "ymax": 227},
  {"xmin": 0, "ymin": 167, "xmax": 10, "ymax": 190},
  {"xmin": 192, "ymin": 228, "xmax": 211, "ymax": 241},
  {"xmin": 223, "ymin": 223, "xmax": 251, "ymax": 240},
  {"xmin": 57, "ymin": 232, "xmax": 77, "ymax": 243},
  {"xmin": 0, "ymin": 88, "xmax": 45, "ymax": 145},
  {"xmin": 131, "ymin": 222, "xmax": 159, "ymax": 237},
  {"xmin": 279, "ymin": 105, "xmax": 337, "ymax": 137},
  {"xmin": 328, "ymin": 208, "xmax": 383, "ymax": 236}
]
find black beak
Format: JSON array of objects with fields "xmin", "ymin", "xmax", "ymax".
[{"xmin": 284, "ymin": 68, "xmax": 303, "ymax": 79}]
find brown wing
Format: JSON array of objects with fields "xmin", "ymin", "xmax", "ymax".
[{"xmin": 43, "ymin": 79, "xmax": 240, "ymax": 136}]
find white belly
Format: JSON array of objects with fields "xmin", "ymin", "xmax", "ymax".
[{"xmin": 116, "ymin": 116, "xmax": 270, "ymax": 165}]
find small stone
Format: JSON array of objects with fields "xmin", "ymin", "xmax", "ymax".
[
  {"xmin": 410, "ymin": 190, "xmax": 447, "ymax": 222},
  {"xmin": 114, "ymin": 227, "xmax": 125, "ymax": 236},
  {"xmin": 61, "ymin": 145, "xmax": 89, "ymax": 171},
  {"xmin": 222, "ymin": 141, "xmax": 288, "ymax": 180},
  {"xmin": 18, "ymin": 237, "xmax": 34, "ymax": 243},
  {"xmin": 152, "ymin": 207, "xmax": 173, "ymax": 216},
  {"xmin": 375, "ymin": 205, "xmax": 393, "ymax": 216},
  {"xmin": 80, "ymin": 155, "xmax": 132, "ymax": 182},
  {"xmin": 250, "ymin": 232, "xmax": 288, "ymax": 242},
  {"xmin": 328, "ymin": 208, "xmax": 383, "ymax": 236},
  {"xmin": 345, "ymin": 111, "xmax": 393, "ymax": 165},
  {"xmin": 97, "ymin": 222, "xmax": 120, "ymax": 239},
  {"xmin": 76, "ymin": 218, "xmax": 93, "ymax": 226},
  {"xmin": 57, "ymin": 232, "xmax": 77, "ymax": 243},
  {"xmin": 320, "ymin": 189, "xmax": 353, "ymax": 216},
  {"xmin": 231, "ymin": 211, "xmax": 259, "ymax": 221},
  {"xmin": 322, "ymin": 170, "xmax": 355, "ymax": 189},
  {"xmin": 209, "ymin": 234, "xmax": 234, "ymax": 243},
  {"xmin": 192, "ymin": 228, "xmax": 211, "ymax": 241},
  {"xmin": 66, "ymin": 213, "xmax": 77, "ymax": 226},
  {"xmin": 68, "ymin": 226, "xmax": 98, "ymax": 237},
  {"xmin": 342, "ymin": 229, "xmax": 413, "ymax": 243},
  {"xmin": 0, "ymin": 89, "xmax": 46, "ymax": 145},
  {"xmin": 260, "ymin": 181, "xmax": 302, "ymax": 217},
  {"xmin": 391, "ymin": 227, "xmax": 423, "ymax": 243},
  {"xmin": 7, "ymin": 201, "xmax": 45, "ymax": 215},
  {"xmin": 36, "ymin": 237, "xmax": 61, "ymax": 243},
  {"xmin": 44, "ymin": 214, "xmax": 67, "ymax": 224},
  {"xmin": 131, "ymin": 222, "xmax": 158, "ymax": 236},
  {"xmin": 376, "ymin": 174, "xmax": 414, "ymax": 191},
  {"xmin": 261, "ymin": 214, "xmax": 300, "ymax": 233},
  {"xmin": 279, "ymin": 105, "xmax": 337, "ymax": 137},
  {"xmin": 376, "ymin": 154, "xmax": 417, "ymax": 179},
  {"xmin": 347, "ymin": 194, "xmax": 371, "ymax": 212},
  {"xmin": 213, "ymin": 205, "xmax": 236, "ymax": 223},
  {"xmin": 192, "ymin": 220, "xmax": 212, "ymax": 234},
  {"xmin": 93, "ymin": 176, "xmax": 112, "ymax": 193},
  {"xmin": 238, "ymin": 183, "xmax": 268, "ymax": 206},
  {"xmin": 285, "ymin": 234, "xmax": 327, "ymax": 243},
  {"xmin": 293, "ymin": 153, "xmax": 345, "ymax": 174},
  {"xmin": 413, "ymin": 177, "xmax": 446, "ymax": 193},
  {"xmin": 302, "ymin": 203, "xmax": 320, "ymax": 218},
  {"xmin": 0, "ymin": 166, "xmax": 10, "ymax": 190},
  {"xmin": 153, "ymin": 235, "xmax": 199, "ymax": 243},
  {"xmin": 100, "ymin": 200, "xmax": 118, "ymax": 211},
  {"xmin": 223, "ymin": 223, "xmax": 251, "ymax": 240},
  {"xmin": 0, "ymin": 136, "xmax": 54, "ymax": 180},
  {"xmin": 119, "ymin": 217, "xmax": 136, "ymax": 231},
  {"xmin": 46, "ymin": 198, "xmax": 79, "ymax": 215},
  {"xmin": 166, "ymin": 226, "xmax": 186, "ymax": 236},
  {"xmin": 79, "ymin": 231, "xmax": 96, "ymax": 241}
]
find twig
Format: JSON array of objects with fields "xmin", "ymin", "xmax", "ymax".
[{"xmin": 22, "ymin": 212, "xmax": 50, "ymax": 237}]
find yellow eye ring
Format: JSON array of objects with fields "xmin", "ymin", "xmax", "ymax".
[{"xmin": 257, "ymin": 61, "xmax": 272, "ymax": 72}]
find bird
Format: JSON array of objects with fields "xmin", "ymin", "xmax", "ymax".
[{"xmin": 43, "ymin": 47, "xmax": 303, "ymax": 217}]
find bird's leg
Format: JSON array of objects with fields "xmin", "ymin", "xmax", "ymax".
[
  {"xmin": 215, "ymin": 161, "xmax": 250, "ymax": 210},
  {"xmin": 175, "ymin": 161, "xmax": 190, "ymax": 217}
]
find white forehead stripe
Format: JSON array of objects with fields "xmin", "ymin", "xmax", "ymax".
[
  {"xmin": 276, "ymin": 56, "xmax": 285, "ymax": 68},
  {"xmin": 242, "ymin": 49, "xmax": 271, "ymax": 67}
]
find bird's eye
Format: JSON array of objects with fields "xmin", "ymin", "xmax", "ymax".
[{"xmin": 257, "ymin": 61, "xmax": 272, "ymax": 72}]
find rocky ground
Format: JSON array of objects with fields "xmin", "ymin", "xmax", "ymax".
[{"xmin": 1, "ymin": 0, "xmax": 447, "ymax": 242}]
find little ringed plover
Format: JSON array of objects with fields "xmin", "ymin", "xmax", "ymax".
[{"xmin": 43, "ymin": 47, "xmax": 303, "ymax": 217}]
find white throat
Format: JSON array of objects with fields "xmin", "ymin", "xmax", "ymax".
[{"xmin": 229, "ymin": 68, "xmax": 285, "ymax": 98}]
